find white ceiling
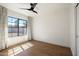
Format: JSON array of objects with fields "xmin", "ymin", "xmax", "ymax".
[
  {"xmin": 0, "ymin": 3, "xmax": 71, "ymax": 17},
  {"xmin": 0, "ymin": 3, "xmax": 38, "ymax": 16}
]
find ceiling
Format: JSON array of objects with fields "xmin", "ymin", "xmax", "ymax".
[
  {"xmin": 0, "ymin": 3, "xmax": 38, "ymax": 16},
  {"xmin": 0, "ymin": 3, "xmax": 71, "ymax": 17}
]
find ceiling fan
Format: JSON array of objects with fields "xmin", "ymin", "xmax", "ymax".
[{"xmin": 20, "ymin": 3, "xmax": 38, "ymax": 14}]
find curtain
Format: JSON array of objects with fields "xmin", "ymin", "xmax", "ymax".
[
  {"xmin": 28, "ymin": 17, "xmax": 33, "ymax": 40},
  {"xmin": 0, "ymin": 6, "xmax": 7, "ymax": 50}
]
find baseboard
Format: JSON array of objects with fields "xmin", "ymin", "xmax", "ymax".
[{"xmin": 32, "ymin": 39, "xmax": 70, "ymax": 48}]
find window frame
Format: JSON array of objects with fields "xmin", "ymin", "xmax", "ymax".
[{"xmin": 8, "ymin": 16, "xmax": 27, "ymax": 37}]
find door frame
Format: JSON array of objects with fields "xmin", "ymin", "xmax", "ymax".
[{"xmin": 75, "ymin": 3, "xmax": 79, "ymax": 56}]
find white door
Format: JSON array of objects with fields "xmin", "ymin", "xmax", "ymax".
[{"xmin": 76, "ymin": 4, "xmax": 79, "ymax": 56}]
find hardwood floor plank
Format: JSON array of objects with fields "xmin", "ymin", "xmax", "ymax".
[{"xmin": 0, "ymin": 40, "xmax": 72, "ymax": 56}]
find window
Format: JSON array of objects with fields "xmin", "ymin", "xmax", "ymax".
[
  {"xmin": 19, "ymin": 19, "xmax": 27, "ymax": 36},
  {"xmin": 8, "ymin": 16, "xmax": 27, "ymax": 37}
]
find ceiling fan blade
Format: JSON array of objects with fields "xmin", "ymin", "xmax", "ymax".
[
  {"xmin": 30, "ymin": 3, "xmax": 37, "ymax": 8},
  {"xmin": 20, "ymin": 3, "xmax": 38, "ymax": 14},
  {"xmin": 33, "ymin": 10, "xmax": 38, "ymax": 14}
]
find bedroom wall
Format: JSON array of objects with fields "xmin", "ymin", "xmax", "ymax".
[{"xmin": 32, "ymin": 3, "xmax": 71, "ymax": 47}]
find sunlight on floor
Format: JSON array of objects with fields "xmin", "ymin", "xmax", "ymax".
[
  {"xmin": 8, "ymin": 42, "xmax": 34, "ymax": 56},
  {"xmin": 21, "ymin": 42, "xmax": 33, "ymax": 50}
]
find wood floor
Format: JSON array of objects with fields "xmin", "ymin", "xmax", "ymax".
[{"xmin": 0, "ymin": 40, "xmax": 72, "ymax": 56}]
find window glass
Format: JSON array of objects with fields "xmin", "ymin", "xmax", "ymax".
[
  {"xmin": 8, "ymin": 16, "xmax": 27, "ymax": 37},
  {"xmin": 19, "ymin": 19, "xmax": 27, "ymax": 36}
]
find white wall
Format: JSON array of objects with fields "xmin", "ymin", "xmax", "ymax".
[
  {"xmin": 32, "ymin": 3, "xmax": 71, "ymax": 47},
  {"xmin": 6, "ymin": 10, "xmax": 29, "ymax": 47}
]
